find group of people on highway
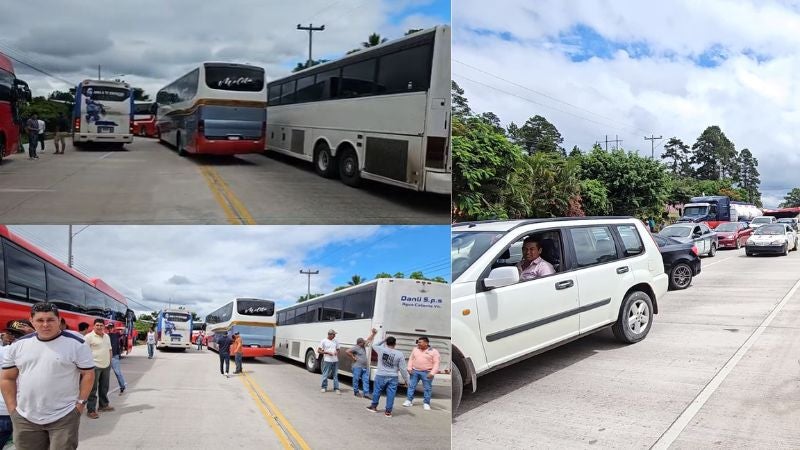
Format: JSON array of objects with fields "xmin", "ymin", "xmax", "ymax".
[
  {"xmin": 209, "ymin": 331, "xmax": 244, "ymax": 377},
  {"xmin": 0, "ymin": 302, "xmax": 128, "ymax": 449},
  {"xmin": 21, "ymin": 113, "xmax": 71, "ymax": 159},
  {"xmin": 318, "ymin": 327, "xmax": 441, "ymax": 417}
]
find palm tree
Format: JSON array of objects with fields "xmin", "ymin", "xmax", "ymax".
[
  {"xmin": 347, "ymin": 275, "xmax": 364, "ymax": 286},
  {"xmin": 362, "ymin": 33, "xmax": 387, "ymax": 48}
]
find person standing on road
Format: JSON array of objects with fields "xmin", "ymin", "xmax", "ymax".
[
  {"xmin": 37, "ymin": 117, "xmax": 45, "ymax": 153},
  {"xmin": 367, "ymin": 330, "xmax": 409, "ymax": 418},
  {"xmin": 216, "ymin": 332, "xmax": 232, "ymax": 378},
  {"xmin": 0, "ymin": 320, "xmax": 29, "ymax": 447},
  {"xmin": 54, "ymin": 112, "xmax": 69, "ymax": 154},
  {"xmin": 146, "ymin": 326, "xmax": 156, "ymax": 359},
  {"xmin": 1, "ymin": 302, "xmax": 95, "ymax": 450},
  {"xmin": 232, "ymin": 332, "xmax": 243, "ymax": 374},
  {"xmin": 78, "ymin": 322, "xmax": 90, "ymax": 335},
  {"xmin": 403, "ymin": 336, "xmax": 440, "ymax": 411},
  {"xmin": 84, "ymin": 319, "xmax": 114, "ymax": 419},
  {"xmin": 318, "ymin": 329, "xmax": 341, "ymax": 394},
  {"xmin": 346, "ymin": 328, "xmax": 377, "ymax": 398},
  {"xmin": 196, "ymin": 331, "xmax": 204, "ymax": 351},
  {"xmin": 106, "ymin": 324, "xmax": 127, "ymax": 395},
  {"xmin": 25, "ymin": 114, "xmax": 39, "ymax": 160}
]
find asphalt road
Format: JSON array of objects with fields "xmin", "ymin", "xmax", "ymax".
[
  {"xmin": 453, "ymin": 246, "xmax": 800, "ymax": 449},
  {"xmin": 0, "ymin": 139, "xmax": 449, "ymax": 224},
  {"xmin": 75, "ymin": 346, "xmax": 450, "ymax": 449}
]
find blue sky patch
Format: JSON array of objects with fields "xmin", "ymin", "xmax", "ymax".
[{"xmin": 555, "ymin": 24, "xmax": 653, "ymax": 62}]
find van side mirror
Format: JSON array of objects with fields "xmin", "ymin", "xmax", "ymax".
[{"xmin": 483, "ymin": 266, "xmax": 520, "ymax": 290}]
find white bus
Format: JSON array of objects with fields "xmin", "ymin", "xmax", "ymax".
[
  {"xmin": 205, "ymin": 298, "xmax": 276, "ymax": 358},
  {"xmin": 266, "ymin": 25, "xmax": 451, "ymax": 194},
  {"xmin": 275, "ymin": 278, "xmax": 451, "ymax": 387},
  {"xmin": 155, "ymin": 308, "xmax": 192, "ymax": 350},
  {"xmin": 72, "ymin": 79, "xmax": 134, "ymax": 147},
  {"xmin": 156, "ymin": 62, "xmax": 267, "ymax": 156}
]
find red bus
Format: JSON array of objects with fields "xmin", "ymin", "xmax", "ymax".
[
  {"xmin": 0, "ymin": 53, "xmax": 31, "ymax": 163},
  {"xmin": 0, "ymin": 225, "xmax": 135, "ymax": 343},
  {"xmin": 133, "ymin": 101, "xmax": 157, "ymax": 137}
]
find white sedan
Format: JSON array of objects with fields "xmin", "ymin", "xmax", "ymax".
[{"xmin": 745, "ymin": 223, "xmax": 798, "ymax": 256}]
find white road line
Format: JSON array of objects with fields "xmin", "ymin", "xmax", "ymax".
[
  {"xmin": 702, "ymin": 254, "xmax": 740, "ymax": 268},
  {"xmin": 651, "ymin": 276, "xmax": 800, "ymax": 449},
  {"xmin": 99, "ymin": 152, "xmax": 114, "ymax": 160}
]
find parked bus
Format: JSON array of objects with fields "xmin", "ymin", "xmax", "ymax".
[
  {"xmin": 266, "ymin": 25, "xmax": 451, "ymax": 194},
  {"xmin": 205, "ymin": 298, "xmax": 276, "ymax": 357},
  {"xmin": 0, "ymin": 53, "xmax": 31, "ymax": 163},
  {"xmin": 133, "ymin": 101, "xmax": 157, "ymax": 137},
  {"xmin": 275, "ymin": 278, "xmax": 451, "ymax": 387},
  {"xmin": 0, "ymin": 225, "xmax": 134, "ymax": 338},
  {"xmin": 155, "ymin": 308, "xmax": 193, "ymax": 350},
  {"xmin": 155, "ymin": 62, "xmax": 266, "ymax": 156},
  {"xmin": 72, "ymin": 79, "xmax": 134, "ymax": 148}
]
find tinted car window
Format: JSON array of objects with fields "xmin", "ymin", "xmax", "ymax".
[
  {"xmin": 570, "ymin": 226, "xmax": 619, "ymax": 268},
  {"xmin": 616, "ymin": 224, "xmax": 644, "ymax": 256}
]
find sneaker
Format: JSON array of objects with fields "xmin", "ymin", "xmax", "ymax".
[
  {"xmin": 423, "ymin": 403, "xmax": 431, "ymax": 411},
  {"xmin": 98, "ymin": 406, "xmax": 115, "ymax": 412},
  {"xmin": 321, "ymin": 388, "xmax": 327, "ymax": 393},
  {"xmin": 366, "ymin": 405, "xmax": 379, "ymax": 413},
  {"xmin": 402, "ymin": 400, "xmax": 412, "ymax": 407},
  {"xmin": 119, "ymin": 387, "xmax": 125, "ymax": 395},
  {"xmin": 225, "ymin": 374, "xmax": 229, "ymax": 378},
  {"xmin": 384, "ymin": 411, "xmax": 392, "ymax": 417},
  {"xmin": 87, "ymin": 411, "xmax": 99, "ymax": 419},
  {"xmin": 335, "ymin": 389, "xmax": 342, "ymax": 395}
]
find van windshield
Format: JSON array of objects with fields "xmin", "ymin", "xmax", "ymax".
[{"xmin": 452, "ymin": 231, "xmax": 506, "ymax": 280}]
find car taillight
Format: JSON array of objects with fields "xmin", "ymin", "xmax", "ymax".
[
  {"xmin": 73, "ymin": 118, "xmax": 80, "ymax": 132},
  {"xmin": 691, "ymin": 245, "xmax": 699, "ymax": 256}
]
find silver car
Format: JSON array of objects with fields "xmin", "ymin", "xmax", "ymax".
[{"xmin": 658, "ymin": 223, "xmax": 718, "ymax": 257}]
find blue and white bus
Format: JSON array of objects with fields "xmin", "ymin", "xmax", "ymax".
[
  {"xmin": 155, "ymin": 62, "xmax": 267, "ymax": 156},
  {"xmin": 156, "ymin": 308, "xmax": 193, "ymax": 351},
  {"xmin": 72, "ymin": 79, "xmax": 134, "ymax": 148}
]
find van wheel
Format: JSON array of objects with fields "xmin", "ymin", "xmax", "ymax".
[
  {"xmin": 452, "ymin": 364, "xmax": 463, "ymax": 412},
  {"xmin": 338, "ymin": 147, "xmax": 361, "ymax": 187},
  {"xmin": 668, "ymin": 263, "xmax": 692, "ymax": 290},
  {"xmin": 735, "ymin": 239, "xmax": 741, "ymax": 249},
  {"xmin": 305, "ymin": 349, "xmax": 320, "ymax": 373},
  {"xmin": 708, "ymin": 243, "xmax": 716, "ymax": 257},
  {"xmin": 313, "ymin": 142, "xmax": 337, "ymax": 178},
  {"xmin": 612, "ymin": 290, "xmax": 653, "ymax": 344},
  {"xmin": 782, "ymin": 244, "xmax": 788, "ymax": 256}
]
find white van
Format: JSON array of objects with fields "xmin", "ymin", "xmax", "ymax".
[{"xmin": 451, "ymin": 217, "xmax": 668, "ymax": 410}]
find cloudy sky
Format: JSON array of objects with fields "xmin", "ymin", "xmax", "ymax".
[
  {"xmin": 453, "ymin": 0, "xmax": 800, "ymax": 208},
  {"xmin": 8, "ymin": 225, "xmax": 450, "ymax": 317},
  {"xmin": 0, "ymin": 0, "xmax": 448, "ymax": 99}
]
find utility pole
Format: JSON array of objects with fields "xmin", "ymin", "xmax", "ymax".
[
  {"xmin": 296, "ymin": 23, "xmax": 325, "ymax": 66},
  {"xmin": 602, "ymin": 134, "xmax": 623, "ymax": 151},
  {"xmin": 98, "ymin": 65, "xmax": 101, "ymax": 80},
  {"xmin": 299, "ymin": 269, "xmax": 319, "ymax": 300},
  {"xmin": 645, "ymin": 134, "xmax": 663, "ymax": 159},
  {"xmin": 68, "ymin": 225, "xmax": 73, "ymax": 267}
]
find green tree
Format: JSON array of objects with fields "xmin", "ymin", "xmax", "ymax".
[
  {"xmin": 363, "ymin": 33, "xmax": 388, "ymax": 48},
  {"xmin": 691, "ymin": 126, "xmax": 735, "ymax": 180},
  {"xmin": 510, "ymin": 115, "xmax": 565, "ymax": 155},
  {"xmin": 476, "ymin": 111, "xmax": 504, "ymax": 135},
  {"xmin": 133, "ymin": 87, "xmax": 150, "ymax": 101},
  {"xmin": 781, "ymin": 188, "xmax": 800, "ymax": 208},
  {"xmin": 393, "ymin": 272, "xmax": 405, "ymax": 278},
  {"xmin": 292, "ymin": 59, "xmax": 329, "ymax": 73},
  {"xmin": 431, "ymin": 276, "xmax": 447, "ymax": 283},
  {"xmin": 190, "ymin": 311, "xmax": 201, "ymax": 322},
  {"xmin": 579, "ymin": 179, "xmax": 611, "ymax": 216},
  {"xmin": 451, "ymin": 81, "xmax": 472, "ymax": 119},
  {"xmin": 409, "ymin": 271, "xmax": 424, "ymax": 280},
  {"xmin": 569, "ymin": 145, "xmax": 583, "ymax": 158},
  {"xmin": 347, "ymin": 275, "xmax": 364, "ymax": 286},
  {"xmin": 664, "ymin": 175, "xmax": 695, "ymax": 207},
  {"xmin": 298, "ymin": 293, "xmax": 323, "ymax": 303},
  {"xmin": 737, "ymin": 148, "xmax": 761, "ymax": 205},
  {"xmin": 374, "ymin": 272, "xmax": 392, "ymax": 278},
  {"xmin": 661, "ymin": 137, "xmax": 692, "ymax": 176},
  {"xmin": 579, "ymin": 148, "xmax": 669, "ymax": 217},
  {"xmin": 521, "ymin": 152, "xmax": 583, "ymax": 218}
]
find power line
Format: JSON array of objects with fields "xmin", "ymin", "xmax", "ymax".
[{"xmin": 0, "ymin": 41, "xmax": 73, "ymax": 86}]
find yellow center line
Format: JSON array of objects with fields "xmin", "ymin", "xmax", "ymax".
[
  {"xmin": 239, "ymin": 374, "xmax": 294, "ymax": 449},
  {"xmin": 243, "ymin": 371, "xmax": 312, "ymax": 450},
  {"xmin": 199, "ymin": 165, "xmax": 257, "ymax": 224}
]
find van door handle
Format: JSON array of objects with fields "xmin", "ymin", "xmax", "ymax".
[
  {"xmin": 616, "ymin": 266, "xmax": 629, "ymax": 274},
  {"xmin": 555, "ymin": 280, "xmax": 574, "ymax": 290}
]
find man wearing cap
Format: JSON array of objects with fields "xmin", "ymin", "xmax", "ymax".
[
  {"xmin": 346, "ymin": 328, "xmax": 378, "ymax": 398},
  {"xmin": 317, "ymin": 329, "xmax": 341, "ymax": 394},
  {"xmin": 231, "ymin": 332, "xmax": 243, "ymax": 374},
  {"xmin": 0, "ymin": 320, "xmax": 28, "ymax": 447},
  {"xmin": 84, "ymin": 319, "xmax": 114, "ymax": 419},
  {"xmin": 106, "ymin": 324, "xmax": 127, "ymax": 395},
  {"xmin": 215, "ymin": 332, "xmax": 233, "ymax": 378},
  {"xmin": 1, "ymin": 302, "xmax": 95, "ymax": 450}
]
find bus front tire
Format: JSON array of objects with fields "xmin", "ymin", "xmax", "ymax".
[
  {"xmin": 305, "ymin": 349, "xmax": 320, "ymax": 373},
  {"xmin": 338, "ymin": 147, "xmax": 361, "ymax": 187},
  {"xmin": 314, "ymin": 143, "xmax": 337, "ymax": 178}
]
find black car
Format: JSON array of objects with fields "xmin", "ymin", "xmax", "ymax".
[{"xmin": 652, "ymin": 234, "xmax": 702, "ymax": 290}]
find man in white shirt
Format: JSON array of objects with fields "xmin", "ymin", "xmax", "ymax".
[
  {"xmin": 317, "ymin": 329, "xmax": 341, "ymax": 394},
  {"xmin": 84, "ymin": 319, "xmax": 114, "ymax": 419},
  {"xmin": 1, "ymin": 302, "xmax": 95, "ymax": 450},
  {"xmin": 37, "ymin": 118, "xmax": 45, "ymax": 153}
]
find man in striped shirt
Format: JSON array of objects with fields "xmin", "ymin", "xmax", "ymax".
[{"xmin": 403, "ymin": 336, "xmax": 440, "ymax": 410}]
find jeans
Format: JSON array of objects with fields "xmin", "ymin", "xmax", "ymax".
[
  {"xmin": 352, "ymin": 366, "xmax": 370, "ymax": 395},
  {"xmin": 320, "ymin": 361, "xmax": 339, "ymax": 390},
  {"xmin": 110, "ymin": 355, "xmax": 127, "ymax": 389},
  {"xmin": 38, "ymin": 133, "xmax": 44, "ymax": 150},
  {"xmin": 88, "ymin": 366, "xmax": 111, "ymax": 412},
  {"xmin": 370, "ymin": 375, "xmax": 399, "ymax": 413},
  {"xmin": 147, "ymin": 343, "xmax": 155, "ymax": 358},
  {"xmin": 28, "ymin": 133, "xmax": 37, "ymax": 158},
  {"xmin": 0, "ymin": 415, "xmax": 11, "ymax": 448},
  {"xmin": 235, "ymin": 352, "xmax": 243, "ymax": 373},
  {"xmin": 197, "ymin": 341, "xmax": 203, "ymax": 350},
  {"xmin": 219, "ymin": 352, "xmax": 230, "ymax": 374},
  {"xmin": 407, "ymin": 369, "xmax": 433, "ymax": 404}
]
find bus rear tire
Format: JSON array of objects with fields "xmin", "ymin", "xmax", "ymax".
[
  {"xmin": 177, "ymin": 133, "xmax": 187, "ymax": 157},
  {"xmin": 305, "ymin": 349, "xmax": 320, "ymax": 373},
  {"xmin": 338, "ymin": 147, "xmax": 361, "ymax": 187},
  {"xmin": 313, "ymin": 143, "xmax": 337, "ymax": 178}
]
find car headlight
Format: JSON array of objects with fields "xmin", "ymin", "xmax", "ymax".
[{"xmin": 771, "ymin": 240, "xmax": 784, "ymax": 245}]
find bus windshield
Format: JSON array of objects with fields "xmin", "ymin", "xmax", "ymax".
[
  {"xmin": 232, "ymin": 324, "xmax": 274, "ymax": 347},
  {"xmin": 134, "ymin": 102, "xmax": 154, "ymax": 114},
  {"xmin": 205, "ymin": 66, "xmax": 264, "ymax": 92},
  {"xmin": 82, "ymin": 86, "xmax": 131, "ymax": 101}
]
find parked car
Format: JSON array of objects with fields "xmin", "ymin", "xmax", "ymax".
[
  {"xmin": 713, "ymin": 221, "xmax": 753, "ymax": 249},
  {"xmin": 658, "ymin": 223, "xmax": 718, "ymax": 257},
  {"xmin": 652, "ymin": 235, "xmax": 702, "ymax": 290},
  {"xmin": 745, "ymin": 223, "xmax": 798, "ymax": 256},
  {"xmin": 749, "ymin": 215, "xmax": 776, "ymax": 229},
  {"xmin": 776, "ymin": 218, "xmax": 799, "ymax": 232},
  {"xmin": 451, "ymin": 217, "xmax": 668, "ymax": 411}
]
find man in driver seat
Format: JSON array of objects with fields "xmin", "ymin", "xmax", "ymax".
[{"xmin": 517, "ymin": 237, "xmax": 556, "ymax": 281}]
